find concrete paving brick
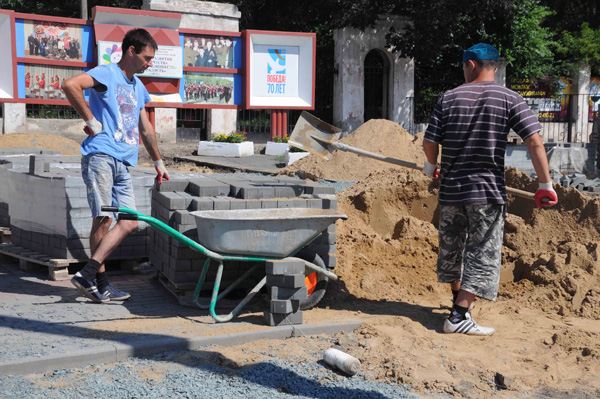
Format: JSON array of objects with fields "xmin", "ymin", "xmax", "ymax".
[
  {"xmin": 212, "ymin": 196, "xmax": 231, "ymax": 210},
  {"xmin": 174, "ymin": 210, "xmax": 196, "ymax": 225},
  {"xmin": 270, "ymin": 299, "xmax": 300, "ymax": 314},
  {"xmin": 240, "ymin": 185, "xmax": 276, "ymax": 199},
  {"xmin": 264, "ymin": 310, "xmax": 303, "ymax": 326},
  {"xmin": 191, "ymin": 197, "xmax": 214, "ymax": 211},
  {"xmin": 243, "ymin": 199, "xmax": 262, "ymax": 209},
  {"xmin": 188, "ymin": 179, "xmax": 231, "ymax": 197},
  {"xmin": 229, "ymin": 198, "xmax": 247, "ymax": 210},
  {"xmin": 277, "ymin": 199, "xmax": 308, "ymax": 208},
  {"xmin": 304, "ymin": 184, "xmax": 336, "ymax": 195},
  {"xmin": 268, "ymin": 286, "xmax": 308, "ymax": 300},
  {"xmin": 266, "ymin": 259, "xmax": 305, "ymax": 275},
  {"xmin": 266, "ymin": 274, "xmax": 305, "ymax": 288},
  {"xmin": 261, "ymin": 199, "xmax": 278, "ymax": 209},
  {"xmin": 305, "ymin": 198, "xmax": 324, "ymax": 208},
  {"xmin": 270, "ymin": 184, "xmax": 304, "ymax": 198},
  {"xmin": 155, "ymin": 179, "xmax": 190, "ymax": 192}
]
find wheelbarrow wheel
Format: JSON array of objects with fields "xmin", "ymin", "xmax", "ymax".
[{"xmin": 296, "ymin": 248, "xmax": 328, "ymax": 310}]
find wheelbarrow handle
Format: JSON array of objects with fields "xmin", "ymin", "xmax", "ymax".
[
  {"xmin": 101, "ymin": 206, "xmax": 119, "ymax": 212},
  {"xmin": 117, "ymin": 213, "xmax": 138, "ymax": 220}
]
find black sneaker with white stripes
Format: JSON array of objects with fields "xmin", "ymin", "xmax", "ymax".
[
  {"xmin": 71, "ymin": 272, "xmax": 109, "ymax": 303},
  {"xmin": 443, "ymin": 312, "xmax": 495, "ymax": 336},
  {"xmin": 101, "ymin": 284, "xmax": 131, "ymax": 301}
]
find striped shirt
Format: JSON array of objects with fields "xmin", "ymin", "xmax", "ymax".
[{"xmin": 424, "ymin": 81, "xmax": 541, "ymax": 205}]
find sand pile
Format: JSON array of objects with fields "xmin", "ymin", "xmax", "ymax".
[
  {"xmin": 280, "ymin": 119, "xmax": 427, "ymax": 181},
  {"xmin": 307, "ymin": 119, "xmax": 600, "ymax": 320},
  {"xmin": 0, "ymin": 133, "xmax": 81, "ymax": 155}
]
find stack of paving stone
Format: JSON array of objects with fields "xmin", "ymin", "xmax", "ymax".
[
  {"xmin": 264, "ymin": 259, "xmax": 306, "ymax": 325},
  {"xmin": 0, "ymin": 148, "xmax": 60, "ymax": 227},
  {"xmin": 148, "ymin": 174, "xmax": 339, "ymax": 306},
  {"xmin": 5, "ymin": 153, "xmax": 155, "ymax": 260}
]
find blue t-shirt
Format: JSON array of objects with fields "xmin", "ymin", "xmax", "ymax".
[{"xmin": 80, "ymin": 63, "xmax": 151, "ymax": 166}]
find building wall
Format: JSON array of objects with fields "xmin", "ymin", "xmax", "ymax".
[{"xmin": 333, "ymin": 15, "xmax": 414, "ymax": 133}]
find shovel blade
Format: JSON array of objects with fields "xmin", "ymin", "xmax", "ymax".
[{"xmin": 289, "ymin": 111, "xmax": 342, "ymax": 160}]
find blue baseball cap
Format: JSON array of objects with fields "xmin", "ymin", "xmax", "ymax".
[{"xmin": 463, "ymin": 43, "xmax": 499, "ymax": 62}]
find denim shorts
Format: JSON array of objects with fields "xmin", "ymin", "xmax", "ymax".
[{"xmin": 81, "ymin": 153, "xmax": 136, "ymax": 218}]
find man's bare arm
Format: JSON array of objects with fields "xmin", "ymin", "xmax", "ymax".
[
  {"xmin": 138, "ymin": 108, "xmax": 162, "ymax": 161},
  {"xmin": 525, "ymin": 132, "xmax": 551, "ymax": 184},
  {"xmin": 61, "ymin": 73, "xmax": 97, "ymax": 122}
]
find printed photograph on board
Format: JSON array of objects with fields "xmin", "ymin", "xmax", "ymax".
[
  {"xmin": 24, "ymin": 65, "xmax": 82, "ymax": 100},
  {"xmin": 184, "ymin": 73, "xmax": 234, "ymax": 104},
  {"xmin": 183, "ymin": 34, "xmax": 234, "ymax": 68},
  {"xmin": 23, "ymin": 20, "xmax": 83, "ymax": 61}
]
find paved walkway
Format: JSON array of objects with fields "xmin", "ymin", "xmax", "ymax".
[{"xmin": 0, "ymin": 261, "xmax": 361, "ymax": 376}]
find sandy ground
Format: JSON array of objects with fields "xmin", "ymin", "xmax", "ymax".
[{"xmin": 2, "ymin": 128, "xmax": 599, "ymax": 398}]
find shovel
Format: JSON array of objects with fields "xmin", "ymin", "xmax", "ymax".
[{"xmin": 289, "ymin": 111, "xmax": 537, "ymax": 201}]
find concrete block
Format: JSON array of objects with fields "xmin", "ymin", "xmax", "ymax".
[
  {"xmin": 268, "ymin": 286, "xmax": 308, "ymax": 301},
  {"xmin": 212, "ymin": 196, "xmax": 231, "ymax": 210},
  {"xmin": 266, "ymin": 274, "xmax": 305, "ymax": 288},
  {"xmin": 317, "ymin": 194, "xmax": 338, "ymax": 210},
  {"xmin": 270, "ymin": 299, "xmax": 300, "ymax": 314},
  {"xmin": 155, "ymin": 179, "xmax": 190, "ymax": 192},
  {"xmin": 304, "ymin": 184, "xmax": 336, "ymax": 195},
  {"xmin": 244, "ymin": 200, "xmax": 262, "ymax": 209},
  {"xmin": 264, "ymin": 310, "xmax": 303, "ymax": 326},
  {"xmin": 266, "ymin": 259, "xmax": 305, "ymax": 275},
  {"xmin": 270, "ymin": 184, "xmax": 304, "ymax": 198},
  {"xmin": 305, "ymin": 198, "xmax": 324, "ymax": 208},
  {"xmin": 229, "ymin": 198, "xmax": 246, "ymax": 210},
  {"xmin": 191, "ymin": 197, "xmax": 214, "ymax": 211},
  {"xmin": 174, "ymin": 210, "xmax": 196, "ymax": 225},
  {"xmin": 277, "ymin": 199, "xmax": 308, "ymax": 208},
  {"xmin": 239, "ymin": 185, "xmax": 276, "ymax": 199},
  {"xmin": 188, "ymin": 179, "xmax": 230, "ymax": 197},
  {"xmin": 261, "ymin": 200, "xmax": 278, "ymax": 209}
]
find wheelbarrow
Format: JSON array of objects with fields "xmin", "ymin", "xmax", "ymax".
[{"xmin": 101, "ymin": 206, "xmax": 347, "ymax": 323}]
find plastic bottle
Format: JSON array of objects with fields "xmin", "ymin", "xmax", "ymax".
[{"xmin": 323, "ymin": 347, "xmax": 361, "ymax": 375}]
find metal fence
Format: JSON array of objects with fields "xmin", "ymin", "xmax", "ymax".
[
  {"xmin": 26, "ymin": 104, "xmax": 79, "ymax": 119},
  {"xmin": 412, "ymin": 93, "xmax": 600, "ymax": 143}
]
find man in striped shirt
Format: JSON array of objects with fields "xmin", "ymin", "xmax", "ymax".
[{"xmin": 422, "ymin": 43, "xmax": 558, "ymax": 336}]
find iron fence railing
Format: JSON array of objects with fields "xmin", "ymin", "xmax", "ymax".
[
  {"xmin": 26, "ymin": 104, "xmax": 79, "ymax": 119},
  {"xmin": 411, "ymin": 93, "xmax": 600, "ymax": 143}
]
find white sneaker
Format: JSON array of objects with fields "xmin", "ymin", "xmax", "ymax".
[{"xmin": 443, "ymin": 312, "xmax": 495, "ymax": 336}]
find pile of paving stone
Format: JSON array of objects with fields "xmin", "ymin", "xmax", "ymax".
[
  {"xmin": 149, "ymin": 175, "xmax": 339, "ymax": 313},
  {"xmin": 558, "ymin": 173, "xmax": 600, "ymax": 192},
  {"xmin": 0, "ymin": 151, "xmax": 154, "ymax": 260}
]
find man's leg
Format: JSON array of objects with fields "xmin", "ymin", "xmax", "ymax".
[
  {"xmin": 443, "ymin": 204, "xmax": 505, "ymax": 336},
  {"xmin": 93, "ymin": 159, "xmax": 138, "ymax": 301},
  {"xmin": 437, "ymin": 205, "xmax": 467, "ymax": 306}
]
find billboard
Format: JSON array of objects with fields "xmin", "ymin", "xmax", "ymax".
[{"xmin": 184, "ymin": 72, "xmax": 234, "ymax": 105}]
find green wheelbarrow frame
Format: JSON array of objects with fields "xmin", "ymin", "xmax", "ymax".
[{"xmin": 102, "ymin": 206, "xmax": 339, "ymax": 323}]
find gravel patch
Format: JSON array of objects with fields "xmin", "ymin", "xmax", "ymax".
[{"xmin": 0, "ymin": 347, "xmax": 423, "ymax": 399}]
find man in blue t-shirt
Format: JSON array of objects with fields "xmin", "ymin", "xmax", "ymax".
[
  {"xmin": 62, "ymin": 29, "xmax": 170, "ymax": 303},
  {"xmin": 422, "ymin": 43, "xmax": 558, "ymax": 336}
]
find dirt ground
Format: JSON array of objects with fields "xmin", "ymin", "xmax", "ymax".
[{"xmin": 2, "ymin": 127, "xmax": 599, "ymax": 398}]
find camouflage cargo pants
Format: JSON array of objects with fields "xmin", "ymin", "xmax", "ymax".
[{"xmin": 437, "ymin": 203, "xmax": 506, "ymax": 301}]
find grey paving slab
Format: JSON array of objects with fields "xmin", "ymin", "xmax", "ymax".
[{"xmin": 176, "ymin": 154, "xmax": 284, "ymax": 174}]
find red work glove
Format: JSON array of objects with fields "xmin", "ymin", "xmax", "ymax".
[
  {"xmin": 84, "ymin": 117, "xmax": 102, "ymax": 136},
  {"xmin": 422, "ymin": 161, "xmax": 439, "ymax": 178},
  {"xmin": 154, "ymin": 160, "xmax": 170, "ymax": 184},
  {"xmin": 534, "ymin": 182, "xmax": 558, "ymax": 208}
]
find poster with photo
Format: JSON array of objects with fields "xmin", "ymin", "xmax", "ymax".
[
  {"xmin": 24, "ymin": 64, "xmax": 82, "ymax": 100},
  {"xmin": 23, "ymin": 20, "xmax": 83, "ymax": 61},
  {"xmin": 183, "ymin": 34, "xmax": 234, "ymax": 68},
  {"xmin": 184, "ymin": 72, "xmax": 234, "ymax": 105}
]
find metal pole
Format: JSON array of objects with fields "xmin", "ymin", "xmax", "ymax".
[{"xmin": 81, "ymin": 0, "xmax": 88, "ymax": 19}]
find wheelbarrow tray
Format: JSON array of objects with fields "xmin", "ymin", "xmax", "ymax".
[{"xmin": 191, "ymin": 208, "xmax": 347, "ymax": 257}]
